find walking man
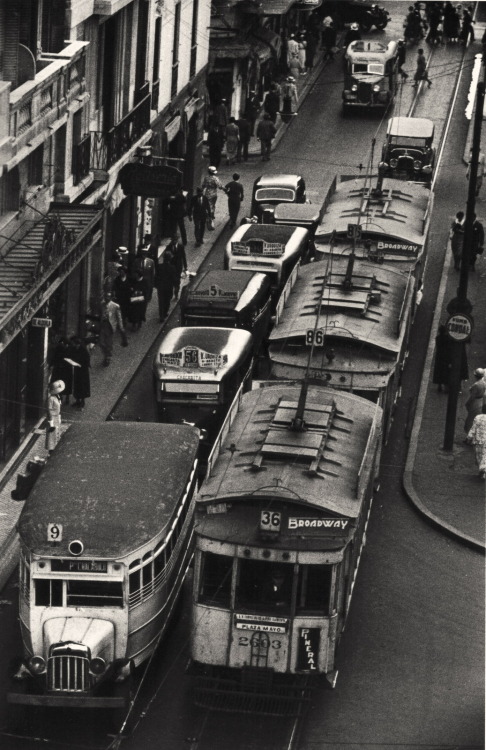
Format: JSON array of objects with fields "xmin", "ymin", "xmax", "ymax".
[
  {"xmin": 236, "ymin": 113, "xmax": 251, "ymax": 162},
  {"xmin": 397, "ymin": 39, "xmax": 408, "ymax": 79},
  {"xmin": 155, "ymin": 251, "xmax": 177, "ymax": 321},
  {"xmin": 470, "ymin": 213, "xmax": 484, "ymax": 270},
  {"xmin": 164, "ymin": 234, "xmax": 187, "ymax": 299},
  {"xmin": 449, "ymin": 210, "xmax": 465, "ymax": 270},
  {"xmin": 412, "ymin": 48, "xmax": 432, "ymax": 87},
  {"xmin": 225, "ymin": 173, "xmax": 244, "ymax": 228},
  {"xmin": 165, "ymin": 187, "xmax": 188, "ymax": 246},
  {"xmin": 256, "ymin": 113, "xmax": 277, "ymax": 162},
  {"xmin": 202, "ymin": 166, "xmax": 224, "ymax": 229},
  {"xmin": 188, "ymin": 187, "xmax": 212, "ymax": 247},
  {"xmin": 467, "ymin": 148, "xmax": 486, "ymax": 197},
  {"xmin": 99, "ymin": 292, "xmax": 128, "ymax": 366}
]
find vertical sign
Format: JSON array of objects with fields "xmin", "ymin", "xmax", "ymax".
[{"xmin": 297, "ymin": 627, "xmax": 320, "ymax": 671}]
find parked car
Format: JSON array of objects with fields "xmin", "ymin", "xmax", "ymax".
[
  {"xmin": 251, "ymin": 174, "xmax": 307, "ymax": 222},
  {"xmin": 319, "ymin": 1, "xmax": 390, "ymax": 31},
  {"xmin": 380, "ymin": 117, "xmax": 435, "ymax": 183}
]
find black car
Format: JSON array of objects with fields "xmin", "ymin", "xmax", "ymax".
[
  {"xmin": 319, "ymin": 1, "xmax": 390, "ymax": 31},
  {"xmin": 251, "ymin": 174, "xmax": 307, "ymax": 222},
  {"xmin": 380, "ymin": 117, "xmax": 435, "ymax": 183}
]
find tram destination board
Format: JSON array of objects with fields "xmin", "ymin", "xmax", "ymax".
[{"xmin": 51, "ymin": 559, "xmax": 109, "ymax": 573}]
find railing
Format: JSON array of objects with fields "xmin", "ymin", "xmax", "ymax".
[
  {"xmin": 205, "ymin": 381, "xmax": 245, "ymax": 479},
  {"xmin": 72, "ymin": 134, "xmax": 91, "ymax": 186},
  {"xmin": 90, "ymin": 92, "xmax": 151, "ymax": 172}
]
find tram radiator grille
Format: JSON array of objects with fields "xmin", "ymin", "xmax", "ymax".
[{"xmin": 47, "ymin": 655, "xmax": 89, "ymax": 693}]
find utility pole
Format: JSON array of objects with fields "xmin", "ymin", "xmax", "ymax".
[{"xmin": 443, "ymin": 80, "xmax": 485, "ymax": 450}]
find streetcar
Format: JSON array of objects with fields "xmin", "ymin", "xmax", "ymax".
[
  {"xmin": 314, "ymin": 174, "xmax": 433, "ymax": 280},
  {"xmin": 153, "ymin": 326, "xmax": 254, "ymax": 444},
  {"xmin": 267, "ymin": 254, "xmax": 414, "ymax": 438},
  {"xmin": 190, "ymin": 383, "xmax": 382, "ymax": 712},
  {"xmin": 180, "ymin": 270, "xmax": 272, "ymax": 353},
  {"xmin": 8, "ymin": 422, "xmax": 200, "ymax": 720},
  {"xmin": 225, "ymin": 223, "xmax": 311, "ymax": 299},
  {"xmin": 342, "ymin": 40, "xmax": 399, "ymax": 113}
]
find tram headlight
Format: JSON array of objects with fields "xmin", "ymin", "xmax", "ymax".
[
  {"xmin": 413, "ymin": 159, "xmax": 422, "ymax": 170},
  {"xmin": 28, "ymin": 656, "xmax": 46, "ymax": 675},
  {"xmin": 390, "ymin": 158, "xmax": 398, "ymax": 168},
  {"xmin": 89, "ymin": 657, "xmax": 106, "ymax": 675}
]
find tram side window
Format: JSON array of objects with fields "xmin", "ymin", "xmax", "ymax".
[
  {"xmin": 35, "ymin": 579, "xmax": 63, "ymax": 607},
  {"xmin": 199, "ymin": 552, "xmax": 232, "ymax": 607},
  {"xmin": 296, "ymin": 565, "xmax": 332, "ymax": 615}
]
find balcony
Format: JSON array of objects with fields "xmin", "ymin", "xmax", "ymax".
[
  {"xmin": 90, "ymin": 89, "xmax": 151, "ymax": 173},
  {"xmin": 7, "ymin": 42, "xmax": 89, "ymax": 162}
]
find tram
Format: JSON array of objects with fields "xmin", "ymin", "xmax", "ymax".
[
  {"xmin": 8, "ymin": 422, "xmax": 200, "ymax": 717},
  {"xmin": 314, "ymin": 175, "xmax": 433, "ymax": 279},
  {"xmin": 190, "ymin": 383, "xmax": 382, "ymax": 711},
  {"xmin": 268, "ymin": 253, "xmax": 414, "ymax": 437},
  {"xmin": 180, "ymin": 270, "xmax": 272, "ymax": 353},
  {"xmin": 153, "ymin": 326, "xmax": 254, "ymax": 442},
  {"xmin": 225, "ymin": 223, "xmax": 312, "ymax": 299}
]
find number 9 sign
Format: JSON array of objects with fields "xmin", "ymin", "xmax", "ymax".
[{"xmin": 47, "ymin": 523, "xmax": 63, "ymax": 542}]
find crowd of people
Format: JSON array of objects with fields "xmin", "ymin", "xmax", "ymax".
[{"xmin": 403, "ymin": 2, "xmax": 475, "ymax": 46}]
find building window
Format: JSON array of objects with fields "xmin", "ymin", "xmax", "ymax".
[
  {"xmin": 27, "ymin": 144, "xmax": 44, "ymax": 186},
  {"xmin": 0, "ymin": 168, "xmax": 20, "ymax": 215},
  {"xmin": 171, "ymin": 2, "xmax": 181, "ymax": 98},
  {"xmin": 190, "ymin": 0, "xmax": 199, "ymax": 78}
]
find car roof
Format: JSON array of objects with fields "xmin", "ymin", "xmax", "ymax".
[
  {"xmin": 185, "ymin": 270, "xmax": 270, "ymax": 312},
  {"xmin": 387, "ymin": 117, "xmax": 434, "ymax": 139},
  {"xmin": 347, "ymin": 40, "xmax": 397, "ymax": 60},
  {"xmin": 254, "ymin": 174, "xmax": 303, "ymax": 189}
]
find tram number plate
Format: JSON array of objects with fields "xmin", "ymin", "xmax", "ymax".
[
  {"xmin": 260, "ymin": 510, "xmax": 281, "ymax": 533},
  {"xmin": 306, "ymin": 329, "xmax": 325, "ymax": 346},
  {"xmin": 47, "ymin": 523, "xmax": 63, "ymax": 542}
]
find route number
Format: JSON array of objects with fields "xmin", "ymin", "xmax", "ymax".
[
  {"xmin": 47, "ymin": 523, "xmax": 63, "ymax": 542},
  {"xmin": 347, "ymin": 223, "xmax": 361, "ymax": 239},
  {"xmin": 260, "ymin": 510, "xmax": 281, "ymax": 533},
  {"xmin": 306, "ymin": 328, "xmax": 325, "ymax": 346}
]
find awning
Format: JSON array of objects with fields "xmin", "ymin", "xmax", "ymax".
[
  {"xmin": 258, "ymin": 0, "xmax": 297, "ymax": 15},
  {"xmin": 0, "ymin": 204, "xmax": 103, "ymax": 351},
  {"xmin": 209, "ymin": 36, "xmax": 253, "ymax": 60},
  {"xmin": 251, "ymin": 26, "xmax": 282, "ymax": 56}
]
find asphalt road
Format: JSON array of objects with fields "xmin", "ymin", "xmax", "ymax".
[{"xmin": 0, "ymin": 3, "xmax": 483, "ymax": 749}]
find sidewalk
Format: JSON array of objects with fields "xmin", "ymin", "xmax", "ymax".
[{"xmin": 0, "ymin": 42, "xmax": 484, "ymax": 594}]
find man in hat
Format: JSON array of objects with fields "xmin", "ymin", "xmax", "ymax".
[
  {"xmin": 46, "ymin": 380, "xmax": 65, "ymax": 452},
  {"xmin": 164, "ymin": 233, "xmax": 187, "ymax": 299},
  {"xmin": 344, "ymin": 23, "xmax": 361, "ymax": 48},
  {"xmin": 202, "ymin": 166, "xmax": 224, "ymax": 229},
  {"xmin": 256, "ymin": 114, "xmax": 277, "ymax": 162},
  {"xmin": 397, "ymin": 39, "xmax": 408, "ymax": 79},
  {"xmin": 155, "ymin": 250, "xmax": 177, "ymax": 321},
  {"xmin": 99, "ymin": 292, "xmax": 128, "ymax": 367},
  {"xmin": 188, "ymin": 187, "xmax": 212, "ymax": 246},
  {"xmin": 224, "ymin": 173, "xmax": 244, "ymax": 227},
  {"xmin": 244, "ymin": 90, "xmax": 260, "ymax": 136}
]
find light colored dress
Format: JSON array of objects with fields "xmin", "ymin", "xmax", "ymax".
[
  {"xmin": 467, "ymin": 413, "xmax": 486, "ymax": 475},
  {"xmin": 45, "ymin": 394, "xmax": 62, "ymax": 451},
  {"xmin": 225, "ymin": 122, "xmax": 240, "ymax": 165},
  {"xmin": 464, "ymin": 378, "xmax": 486, "ymax": 432}
]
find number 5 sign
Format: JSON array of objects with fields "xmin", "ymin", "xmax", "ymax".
[{"xmin": 47, "ymin": 523, "xmax": 63, "ymax": 542}]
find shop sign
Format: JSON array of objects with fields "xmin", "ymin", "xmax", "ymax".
[
  {"xmin": 31, "ymin": 317, "xmax": 52, "ymax": 328},
  {"xmin": 297, "ymin": 628, "xmax": 320, "ymax": 672},
  {"xmin": 165, "ymin": 114, "xmax": 182, "ymax": 142},
  {"xmin": 119, "ymin": 163, "xmax": 182, "ymax": 198}
]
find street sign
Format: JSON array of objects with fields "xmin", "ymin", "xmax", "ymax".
[
  {"xmin": 31, "ymin": 317, "xmax": 52, "ymax": 328},
  {"xmin": 445, "ymin": 313, "xmax": 473, "ymax": 341}
]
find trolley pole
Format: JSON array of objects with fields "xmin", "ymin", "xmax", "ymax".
[{"xmin": 443, "ymin": 80, "xmax": 484, "ymax": 451}]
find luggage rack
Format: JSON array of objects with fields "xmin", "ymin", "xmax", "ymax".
[{"xmin": 193, "ymin": 669, "xmax": 313, "ymax": 717}]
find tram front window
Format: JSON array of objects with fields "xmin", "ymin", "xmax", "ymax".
[
  {"xmin": 296, "ymin": 565, "xmax": 333, "ymax": 615},
  {"xmin": 236, "ymin": 560, "xmax": 292, "ymax": 614},
  {"xmin": 199, "ymin": 551, "xmax": 232, "ymax": 607}
]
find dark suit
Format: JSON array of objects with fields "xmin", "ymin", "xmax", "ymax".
[{"xmin": 189, "ymin": 193, "xmax": 211, "ymax": 245}]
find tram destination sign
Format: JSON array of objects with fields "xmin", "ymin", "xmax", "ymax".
[
  {"xmin": 51, "ymin": 559, "xmax": 109, "ymax": 573},
  {"xmin": 288, "ymin": 516, "xmax": 350, "ymax": 533},
  {"xmin": 297, "ymin": 627, "xmax": 320, "ymax": 672},
  {"xmin": 234, "ymin": 613, "xmax": 288, "ymax": 633}
]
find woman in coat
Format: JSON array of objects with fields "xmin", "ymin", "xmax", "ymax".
[
  {"xmin": 46, "ymin": 380, "xmax": 64, "ymax": 452},
  {"xmin": 69, "ymin": 337, "xmax": 91, "ymax": 409},
  {"xmin": 225, "ymin": 117, "xmax": 240, "ymax": 166}
]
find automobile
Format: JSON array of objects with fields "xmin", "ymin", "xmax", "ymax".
[
  {"xmin": 319, "ymin": 1, "xmax": 390, "ymax": 32},
  {"xmin": 379, "ymin": 117, "xmax": 435, "ymax": 183},
  {"xmin": 342, "ymin": 40, "xmax": 398, "ymax": 113},
  {"xmin": 250, "ymin": 174, "xmax": 307, "ymax": 222}
]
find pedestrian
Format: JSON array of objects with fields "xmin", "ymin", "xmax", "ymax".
[
  {"xmin": 343, "ymin": 23, "xmax": 361, "ymax": 49},
  {"xmin": 281, "ymin": 76, "xmax": 298, "ymax": 117},
  {"xmin": 165, "ymin": 188, "xmax": 188, "ymax": 246},
  {"xmin": 225, "ymin": 173, "xmax": 244, "ymax": 228},
  {"xmin": 256, "ymin": 113, "xmax": 277, "ymax": 162},
  {"xmin": 443, "ymin": 2, "xmax": 460, "ymax": 43},
  {"xmin": 470, "ymin": 213, "xmax": 484, "ymax": 270},
  {"xmin": 412, "ymin": 48, "xmax": 432, "ymax": 87},
  {"xmin": 460, "ymin": 6, "xmax": 474, "ymax": 45},
  {"xmin": 134, "ymin": 246, "xmax": 155, "ymax": 301},
  {"xmin": 127, "ymin": 269, "xmax": 149, "ymax": 330},
  {"xmin": 188, "ymin": 186, "xmax": 212, "ymax": 246},
  {"xmin": 144, "ymin": 234, "xmax": 160, "ymax": 264},
  {"xmin": 225, "ymin": 116, "xmax": 240, "ymax": 166},
  {"xmin": 202, "ymin": 166, "xmax": 225, "ymax": 229},
  {"xmin": 165, "ymin": 233, "xmax": 187, "ymax": 299},
  {"xmin": 397, "ymin": 39, "xmax": 408, "ymax": 79},
  {"xmin": 466, "ymin": 403, "xmax": 486, "ymax": 479},
  {"xmin": 321, "ymin": 21, "xmax": 337, "ymax": 60},
  {"xmin": 306, "ymin": 9, "xmax": 321, "ymax": 45},
  {"xmin": 464, "ymin": 368, "xmax": 486, "ymax": 433},
  {"xmin": 69, "ymin": 336, "xmax": 90, "ymax": 409},
  {"xmin": 432, "ymin": 324, "xmax": 452, "ymax": 393},
  {"xmin": 264, "ymin": 86, "xmax": 280, "ymax": 124},
  {"xmin": 213, "ymin": 98, "xmax": 228, "ymax": 130},
  {"xmin": 298, "ymin": 34, "xmax": 307, "ymax": 75},
  {"xmin": 103, "ymin": 259, "xmax": 122, "ymax": 297},
  {"xmin": 466, "ymin": 148, "xmax": 486, "ymax": 198},
  {"xmin": 236, "ymin": 113, "xmax": 251, "ymax": 162},
  {"xmin": 425, "ymin": 3, "xmax": 442, "ymax": 44},
  {"xmin": 99, "ymin": 292, "xmax": 128, "ymax": 366},
  {"xmin": 50, "ymin": 337, "xmax": 73, "ymax": 405},
  {"xmin": 449, "ymin": 211, "xmax": 465, "ymax": 270},
  {"xmin": 46, "ymin": 380, "xmax": 64, "ymax": 453},
  {"xmin": 113, "ymin": 265, "xmax": 131, "ymax": 325},
  {"xmin": 287, "ymin": 33, "xmax": 301, "ymax": 78},
  {"xmin": 305, "ymin": 30, "xmax": 317, "ymax": 71},
  {"xmin": 245, "ymin": 90, "xmax": 260, "ymax": 137},
  {"xmin": 207, "ymin": 122, "xmax": 225, "ymax": 168},
  {"xmin": 155, "ymin": 250, "xmax": 177, "ymax": 321}
]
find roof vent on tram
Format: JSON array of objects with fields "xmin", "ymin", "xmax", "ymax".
[{"xmin": 69, "ymin": 540, "xmax": 84, "ymax": 556}]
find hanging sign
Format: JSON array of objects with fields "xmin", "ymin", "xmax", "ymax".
[{"xmin": 119, "ymin": 163, "xmax": 183, "ymax": 198}]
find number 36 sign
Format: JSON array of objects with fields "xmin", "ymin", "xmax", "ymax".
[
  {"xmin": 260, "ymin": 510, "xmax": 281, "ymax": 533},
  {"xmin": 47, "ymin": 523, "xmax": 63, "ymax": 542}
]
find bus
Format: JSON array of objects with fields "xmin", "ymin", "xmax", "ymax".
[
  {"xmin": 190, "ymin": 383, "xmax": 382, "ymax": 713},
  {"xmin": 342, "ymin": 40, "xmax": 398, "ymax": 113},
  {"xmin": 8, "ymin": 421, "xmax": 200, "ymax": 722}
]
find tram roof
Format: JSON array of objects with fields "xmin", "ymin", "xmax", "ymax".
[
  {"xmin": 18, "ymin": 422, "xmax": 200, "ymax": 558},
  {"xmin": 199, "ymin": 384, "xmax": 381, "ymax": 518},
  {"xmin": 315, "ymin": 176, "xmax": 431, "ymax": 250},
  {"xmin": 269, "ymin": 256, "xmax": 412, "ymax": 355},
  {"xmin": 185, "ymin": 270, "xmax": 269, "ymax": 313}
]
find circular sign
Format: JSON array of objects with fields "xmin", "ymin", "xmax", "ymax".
[{"xmin": 445, "ymin": 313, "xmax": 473, "ymax": 341}]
